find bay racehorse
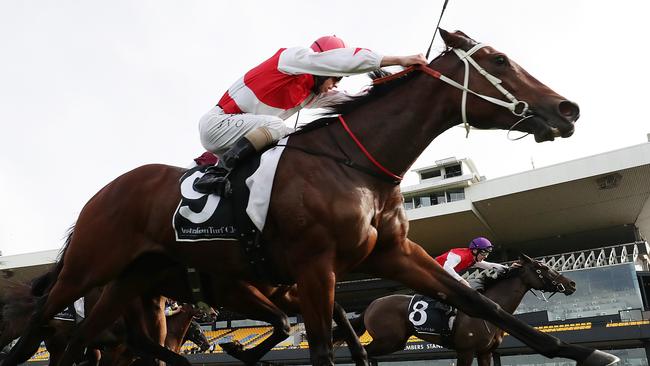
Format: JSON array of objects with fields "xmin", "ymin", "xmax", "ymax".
[
  {"xmin": 0, "ymin": 276, "xmax": 209, "ymax": 366},
  {"xmin": 335, "ymin": 254, "xmax": 576, "ymax": 365},
  {"xmin": 2, "ymin": 29, "xmax": 619, "ymax": 366},
  {"xmin": 164, "ymin": 303, "xmax": 213, "ymax": 353}
]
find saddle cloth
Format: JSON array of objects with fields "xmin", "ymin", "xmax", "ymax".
[
  {"xmin": 407, "ymin": 294, "xmax": 455, "ymax": 336},
  {"xmin": 173, "ymin": 138, "xmax": 287, "ymax": 241}
]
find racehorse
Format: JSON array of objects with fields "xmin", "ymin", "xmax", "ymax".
[
  {"xmin": 0, "ymin": 277, "xmax": 210, "ymax": 366},
  {"xmin": 335, "ymin": 255, "xmax": 576, "ymax": 366},
  {"xmin": 2, "ymin": 29, "xmax": 619, "ymax": 366},
  {"xmin": 164, "ymin": 303, "xmax": 213, "ymax": 353}
]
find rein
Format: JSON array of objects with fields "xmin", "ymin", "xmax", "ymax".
[
  {"xmin": 373, "ymin": 45, "xmax": 532, "ymax": 138},
  {"xmin": 337, "ymin": 115, "xmax": 403, "ymax": 181}
]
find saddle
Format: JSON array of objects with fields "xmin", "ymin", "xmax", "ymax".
[{"xmin": 173, "ymin": 154, "xmax": 290, "ymax": 285}]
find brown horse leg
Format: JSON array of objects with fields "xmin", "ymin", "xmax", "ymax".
[
  {"xmin": 219, "ymin": 282, "xmax": 291, "ymax": 365},
  {"xmin": 294, "ymin": 264, "xmax": 336, "ymax": 366},
  {"xmin": 57, "ymin": 265, "xmax": 190, "ymax": 366},
  {"xmin": 332, "ymin": 302, "xmax": 368, "ymax": 366},
  {"xmin": 121, "ymin": 295, "xmax": 176, "ymax": 366},
  {"xmin": 476, "ymin": 352, "xmax": 493, "ymax": 366},
  {"xmin": 456, "ymin": 350, "xmax": 475, "ymax": 366},
  {"xmin": 363, "ymin": 240, "xmax": 617, "ymax": 366},
  {"xmin": 44, "ymin": 321, "xmax": 77, "ymax": 366}
]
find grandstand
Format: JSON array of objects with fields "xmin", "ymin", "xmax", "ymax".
[{"xmin": 4, "ymin": 140, "xmax": 650, "ymax": 365}]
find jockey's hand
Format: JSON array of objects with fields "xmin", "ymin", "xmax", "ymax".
[
  {"xmin": 380, "ymin": 54, "xmax": 428, "ymax": 68},
  {"xmin": 460, "ymin": 278, "xmax": 471, "ymax": 287},
  {"xmin": 400, "ymin": 54, "xmax": 427, "ymax": 67}
]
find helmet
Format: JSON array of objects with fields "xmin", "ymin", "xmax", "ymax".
[
  {"xmin": 469, "ymin": 237, "xmax": 493, "ymax": 251},
  {"xmin": 310, "ymin": 35, "xmax": 347, "ymax": 52}
]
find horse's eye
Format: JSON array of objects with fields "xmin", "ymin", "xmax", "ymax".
[{"xmin": 494, "ymin": 55, "xmax": 507, "ymax": 66}]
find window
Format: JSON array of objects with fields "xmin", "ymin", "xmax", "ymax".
[
  {"xmin": 404, "ymin": 197, "xmax": 414, "ymax": 210},
  {"xmin": 447, "ymin": 189, "xmax": 465, "ymax": 202},
  {"xmin": 444, "ymin": 164, "xmax": 462, "ymax": 178},
  {"xmin": 419, "ymin": 196, "xmax": 432, "ymax": 207},
  {"xmin": 420, "ymin": 170, "xmax": 441, "ymax": 180}
]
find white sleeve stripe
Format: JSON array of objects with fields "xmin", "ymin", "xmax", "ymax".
[
  {"xmin": 278, "ymin": 47, "xmax": 382, "ymax": 76},
  {"xmin": 443, "ymin": 252, "xmax": 464, "ymax": 281}
]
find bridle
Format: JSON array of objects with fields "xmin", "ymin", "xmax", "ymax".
[
  {"xmin": 528, "ymin": 265, "xmax": 568, "ymax": 301},
  {"xmin": 374, "ymin": 44, "xmax": 533, "ymax": 139}
]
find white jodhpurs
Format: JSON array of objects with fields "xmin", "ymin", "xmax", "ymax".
[{"xmin": 198, "ymin": 106, "xmax": 293, "ymax": 157}]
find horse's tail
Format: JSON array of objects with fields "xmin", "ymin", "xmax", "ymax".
[
  {"xmin": 332, "ymin": 312, "xmax": 367, "ymax": 345},
  {"xmin": 31, "ymin": 225, "xmax": 74, "ymax": 297}
]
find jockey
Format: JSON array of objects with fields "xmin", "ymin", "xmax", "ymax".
[
  {"xmin": 164, "ymin": 300, "xmax": 182, "ymax": 317},
  {"xmin": 193, "ymin": 35, "xmax": 428, "ymax": 195},
  {"xmin": 435, "ymin": 237, "xmax": 508, "ymax": 287}
]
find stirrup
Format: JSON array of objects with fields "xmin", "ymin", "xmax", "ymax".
[
  {"xmin": 212, "ymin": 175, "xmax": 232, "ymax": 197},
  {"xmin": 193, "ymin": 166, "xmax": 232, "ymax": 195}
]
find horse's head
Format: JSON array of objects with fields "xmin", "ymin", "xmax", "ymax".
[
  {"xmin": 194, "ymin": 306, "xmax": 218, "ymax": 323},
  {"xmin": 516, "ymin": 253, "xmax": 576, "ymax": 295},
  {"xmin": 437, "ymin": 29, "xmax": 579, "ymax": 142}
]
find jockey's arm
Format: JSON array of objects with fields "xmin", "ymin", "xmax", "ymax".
[
  {"xmin": 441, "ymin": 251, "xmax": 466, "ymax": 282},
  {"xmin": 474, "ymin": 260, "xmax": 508, "ymax": 272},
  {"xmin": 278, "ymin": 47, "xmax": 383, "ymax": 76}
]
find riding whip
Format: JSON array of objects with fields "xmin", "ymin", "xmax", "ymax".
[{"xmin": 425, "ymin": 0, "xmax": 450, "ymax": 60}]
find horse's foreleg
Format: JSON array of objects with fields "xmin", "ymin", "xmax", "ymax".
[
  {"xmin": 476, "ymin": 352, "xmax": 493, "ymax": 366},
  {"xmin": 363, "ymin": 240, "xmax": 618, "ymax": 366},
  {"xmin": 219, "ymin": 282, "xmax": 292, "ymax": 365},
  {"xmin": 456, "ymin": 350, "xmax": 475, "ymax": 366},
  {"xmin": 122, "ymin": 296, "xmax": 187, "ymax": 366},
  {"xmin": 58, "ymin": 262, "xmax": 188, "ymax": 366},
  {"xmin": 332, "ymin": 302, "xmax": 368, "ymax": 366},
  {"xmin": 295, "ymin": 261, "xmax": 336, "ymax": 366}
]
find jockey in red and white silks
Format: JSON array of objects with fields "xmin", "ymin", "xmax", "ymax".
[
  {"xmin": 199, "ymin": 46, "xmax": 382, "ymax": 156},
  {"xmin": 435, "ymin": 237, "xmax": 508, "ymax": 287},
  {"xmin": 193, "ymin": 35, "xmax": 427, "ymax": 195}
]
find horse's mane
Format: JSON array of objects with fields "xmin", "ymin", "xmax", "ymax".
[
  {"xmin": 474, "ymin": 261, "xmax": 523, "ymax": 291},
  {"xmin": 293, "ymin": 49, "xmax": 454, "ymax": 134}
]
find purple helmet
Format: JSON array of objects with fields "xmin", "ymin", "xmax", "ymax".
[{"xmin": 469, "ymin": 237, "xmax": 493, "ymax": 251}]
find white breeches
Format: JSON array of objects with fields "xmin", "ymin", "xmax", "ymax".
[{"xmin": 198, "ymin": 106, "xmax": 293, "ymax": 157}]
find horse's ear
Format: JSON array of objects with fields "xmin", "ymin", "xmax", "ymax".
[{"xmin": 439, "ymin": 29, "xmax": 474, "ymax": 50}]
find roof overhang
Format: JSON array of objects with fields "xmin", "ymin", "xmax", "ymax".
[{"xmin": 407, "ymin": 143, "xmax": 650, "ymax": 255}]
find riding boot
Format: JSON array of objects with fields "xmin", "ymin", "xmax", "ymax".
[{"xmin": 193, "ymin": 137, "xmax": 257, "ymax": 196}]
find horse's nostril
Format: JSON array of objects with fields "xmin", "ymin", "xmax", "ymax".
[
  {"xmin": 558, "ymin": 101, "xmax": 580, "ymax": 121},
  {"xmin": 570, "ymin": 281, "xmax": 576, "ymax": 288}
]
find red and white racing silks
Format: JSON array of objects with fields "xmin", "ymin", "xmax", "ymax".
[
  {"xmin": 435, "ymin": 248, "xmax": 506, "ymax": 282},
  {"xmin": 217, "ymin": 47, "xmax": 383, "ymax": 120}
]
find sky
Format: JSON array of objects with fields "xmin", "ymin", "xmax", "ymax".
[{"xmin": 1, "ymin": 0, "xmax": 649, "ymax": 256}]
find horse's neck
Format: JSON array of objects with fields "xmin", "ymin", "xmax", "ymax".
[
  {"xmin": 482, "ymin": 276, "xmax": 530, "ymax": 314},
  {"xmin": 344, "ymin": 65, "xmax": 460, "ymax": 177}
]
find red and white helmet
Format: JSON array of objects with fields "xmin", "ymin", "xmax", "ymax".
[{"xmin": 310, "ymin": 35, "xmax": 347, "ymax": 52}]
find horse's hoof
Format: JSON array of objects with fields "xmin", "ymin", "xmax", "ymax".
[
  {"xmin": 578, "ymin": 350, "xmax": 620, "ymax": 366},
  {"xmin": 220, "ymin": 341, "xmax": 244, "ymax": 356}
]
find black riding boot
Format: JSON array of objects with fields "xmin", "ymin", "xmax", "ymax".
[{"xmin": 193, "ymin": 137, "xmax": 257, "ymax": 196}]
